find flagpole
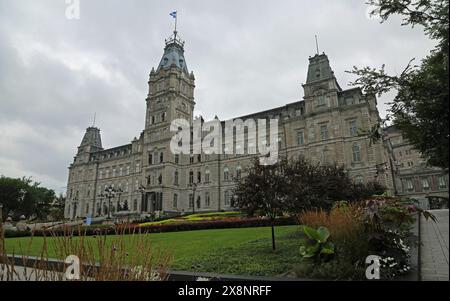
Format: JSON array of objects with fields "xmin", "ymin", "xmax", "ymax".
[{"xmin": 174, "ymin": 12, "xmax": 178, "ymax": 41}]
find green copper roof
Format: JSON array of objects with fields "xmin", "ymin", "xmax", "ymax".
[{"xmin": 157, "ymin": 33, "xmax": 189, "ymax": 74}]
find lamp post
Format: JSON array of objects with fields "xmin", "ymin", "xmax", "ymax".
[
  {"xmin": 0, "ymin": 203, "xmax": 3, "ymax": 224},
  {"xmin": 102, "ymin": 185, "xmax": 117, "ymax": 220},
  {"xmin": 138, "ymin": 185, "xmax": 146, "ymax": 213}
]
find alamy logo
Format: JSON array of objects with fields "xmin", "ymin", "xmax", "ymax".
[
  {"xmin": 170, "ymin": 118, "xmax": 279, "ymax": 165},
  {"xmin": 365, "ymin": 255, "xmax": 381, "ymax": 280},
  {"xmin": 65, "ymin": 255, "xmax": 80, "ymax": 280}
]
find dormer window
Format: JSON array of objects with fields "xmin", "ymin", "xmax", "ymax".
[{"xmin": 317, "ymin": 94, "xmax": 325, "ymax": 106}]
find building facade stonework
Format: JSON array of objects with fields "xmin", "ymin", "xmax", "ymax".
[{"xmin": 64, "ymin": 31, "xmax": 445, "ymax": 220}]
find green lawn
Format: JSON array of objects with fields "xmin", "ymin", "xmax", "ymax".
[{"xmin": 4, "ymin": 225, "xmax": 301, "ymax": 277}]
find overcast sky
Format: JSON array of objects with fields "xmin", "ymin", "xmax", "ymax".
[{"xmin": 0, "ymin": 0, "xmax": 436, "ymax": 194}]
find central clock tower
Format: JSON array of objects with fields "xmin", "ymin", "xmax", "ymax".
[{"xmin": 141, "ymin": 30, "xmax": 195, "ymax": 212}]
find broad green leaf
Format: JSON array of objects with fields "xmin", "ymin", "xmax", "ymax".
[
  {"xmin": 302, "ymin": 226, "xmax": 321, "ymax": 242},
  {"xmin": 317, "ymin": 226, "xmax": 330, "ymax": 243},
  {"xmin": 320, "ymin": 247, "xmax": 335, "ymax": 255}
]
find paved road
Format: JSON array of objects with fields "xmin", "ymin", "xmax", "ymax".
[{"xmin": 420, "ymin": 209, "xmax": 449, "ymax": 281}]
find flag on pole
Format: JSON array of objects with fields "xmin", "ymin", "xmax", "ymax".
[{"xmin": 170, "ymin": 11, "xmax": 177, "ymax": 19}]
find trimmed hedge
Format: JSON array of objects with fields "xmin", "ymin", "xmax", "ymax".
[{"xmin": 3, "ymin": 217, "xmax": 297, "ymax": 238}]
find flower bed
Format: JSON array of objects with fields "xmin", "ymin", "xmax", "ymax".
[
  {"xmin": 138, "ymin": 211, "xmax": 243, "ymax": 227},
  {"xmin": 3, "ymin": 216, "xmax": 296, "ymax": 238}
]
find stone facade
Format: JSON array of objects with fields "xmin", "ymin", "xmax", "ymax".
[
  {"xmin": 65, "ymin": 31, "xmax": 425, "ymax": 220},
  {"xmin": 383, "ymin": 126, "xmax": 449, "ymax": 207}
]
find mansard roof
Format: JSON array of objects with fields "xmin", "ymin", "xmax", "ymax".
[{"xmin": 157, "ymin": 31, "xmax": 189, "ymax": 74}]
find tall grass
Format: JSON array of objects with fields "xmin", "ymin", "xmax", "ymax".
[
  {"xmin": 298, "ymin": 203, "xmax": 368, "ymax": 264},
  {"xmin": 0, "ymin": 224, "xmax": 171, "ymax": 281}
]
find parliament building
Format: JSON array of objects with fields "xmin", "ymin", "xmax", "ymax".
[{"xmin": 64, "ymin": 30, "xmax": 448, "ymax": 220}]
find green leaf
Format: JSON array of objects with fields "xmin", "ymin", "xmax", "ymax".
[
  {"xmin": 302, "ymin": 226, "xmax": 321, "ymax": 242},
  {"xmin": 320, "ymin": 247, "xmax": 335, "ymax": 255},
  {"xmin": 316, "ymin": 226, "xmax": 330, "ymax": 243}
]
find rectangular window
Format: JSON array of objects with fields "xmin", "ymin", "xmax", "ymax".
[
  {"xmin": 438, "ymin": 176, "xmax": 447, "ymax": 189},
  {"xmin": 320, "ymin": 125, "xmax": 328, "ymax": 140},
  {"xmin": 205, "ymin": 192, "xmax": 210, "ymax": 207},
  {"xmin": 422, "ymin": 178, "xmax": 430, "ymax": 190},
  {"xmin": 406, "ymin": 179, "xmax": 414, "ymax": 192},
  {"xmin": 317, "ymin": 95, "xmax": 326, "ymax": 106},
  {"xmin": 349, "ymin": 120, "xmax": 357, "ymax": 137},
  {"xmin": 189, "ymin": 171, "xmax": 194, "ymax": 185},
  {"xmin": 189, "ymin": 194, "xmax": 194, "ymax": 208},
  {"xmin": 173, "ymin": 194, "xmax": 178, "ymax": 208},
  {"xmin": 352, "ymin": 145, "xmax": 361, "ymax": 162},
  {"xmin": 297, "ymin": 130, "xmax": 305, "ymax": 146},
  {"xmin": 224, "ymin": 191, "xmax": 231, "ymax": 206}
]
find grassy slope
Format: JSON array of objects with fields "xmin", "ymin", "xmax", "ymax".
[{"xmin": 4, "ymin": 225, "xmax": 300, "ymax": 277}]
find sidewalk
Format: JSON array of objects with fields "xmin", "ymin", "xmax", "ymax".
[{"xmin": 420, "ymin": 209, "xmax": 449, "ymax": 281}]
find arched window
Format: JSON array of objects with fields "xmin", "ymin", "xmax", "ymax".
[
  {"xmin": 160, "ymin": 152, "xmax": 164, "ymax": 163},
  {"xmin": 352, "ymin": 144, "xmax": 361, "ymax": 162},
  {"xmin": 197, "ymin": 171, "xmax": 202, "ymax": 183}
]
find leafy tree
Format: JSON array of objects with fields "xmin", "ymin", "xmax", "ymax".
[
  {"xmin": 0, "ymin": 176, "xmax": 56, "ymax": 221},
  {"xmin": 233, "ymin": 158, "xmax": 290, "ymax": 250},
  {"xmin": 233, "ymin": 157, "xmax": 386, "ymax": 249},
  {"xmin": 49, "ymin": 193, "xmax": 66, "ymax": 221},
  {"xmin": 348, "ymin": 0, "xmax": 449, "ymax": 169}
]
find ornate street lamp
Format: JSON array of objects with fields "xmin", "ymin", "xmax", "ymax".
[{"xmin": 99, "ymin": 185, "xmax": 119, "ymax": 220}]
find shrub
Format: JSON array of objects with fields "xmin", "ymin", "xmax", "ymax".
[{"xmin": 296, "ymin": 197, "xmax": 428, "ymax": 280}]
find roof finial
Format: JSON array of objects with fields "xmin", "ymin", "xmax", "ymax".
[
  {"xmin": 92, "ymin": 112, "xmax": 96, "ymax": 127},
  {"xmin": 315, "ymin": 35, "xmax": 320, "ymax": 55}
]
